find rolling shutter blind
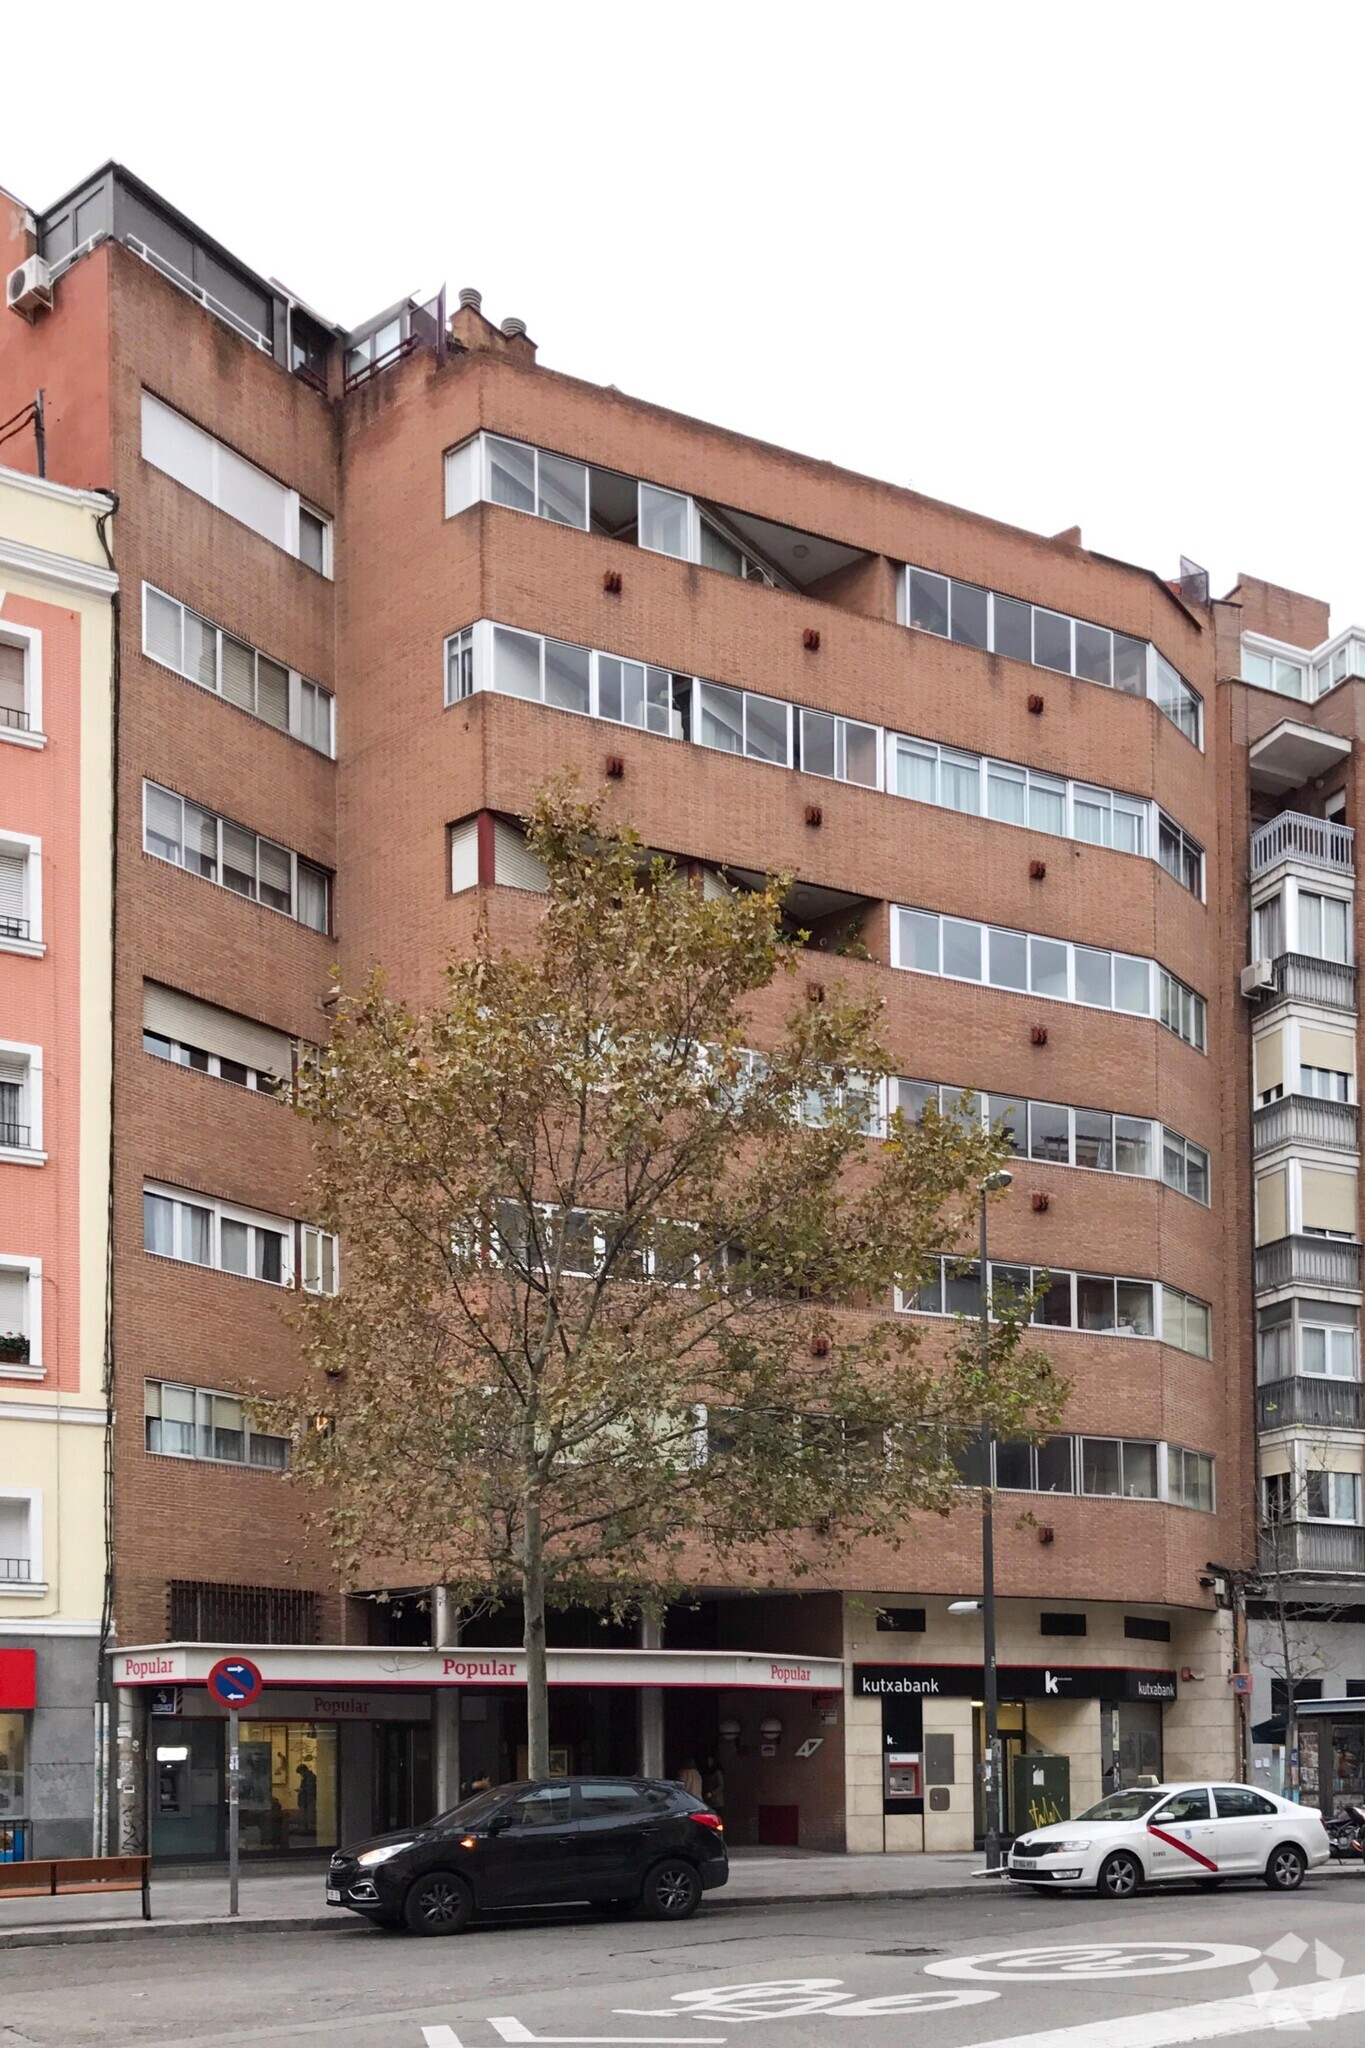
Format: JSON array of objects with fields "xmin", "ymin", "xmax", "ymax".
[
  {"xmin": 143, "ymin": 588, "xmax": 184, "ymax": 670},
  {"xmin": 1253, "ymin": 1028, "xmax": 1284, "ymax": 1095},
  {"xmin": 0, "ymin": 641, "xmax": 25, "ymax": 715},
  {"xmin": 1301, "ymin": 1026, "xmax": 1356, "ymax": 1077},
  {"xmin": 143, "ymin": 983, "xmax": 290, "ymax": 1078},
  {"xmin": 142, "ymin": 393, "xmax": 214, "ymax": 496},
  {"xmin": 1256, "ymin": 1170, "xmax": 1287, "ymax": 1245},
  {"xmin": 492, "ymin": 820, "xmax": 548, "ymax": 893},
  {"xmin": 1302, "ymin": 1168, "xmax": 1358, "ymax": 1235},
  {"xmin": 0, "ymin": 1268, "xmax": 27, "ymax": 1335},
  {"xmin": 450, "ymin": 819, "xmax": 478, "ymax": 894},
  {"xmin": 0, "ymin": 856, "xmax": 24, "ymax": 921}
]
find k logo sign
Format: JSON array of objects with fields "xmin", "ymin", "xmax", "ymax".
[{"xmin": 1044, "ymin": 1670, "xmax": 1072, "ymax": 1694}]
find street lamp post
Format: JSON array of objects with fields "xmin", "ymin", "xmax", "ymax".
[{"xmin": 978, "ymin": 1168, "xmax": 1011, "ymax": 1871}]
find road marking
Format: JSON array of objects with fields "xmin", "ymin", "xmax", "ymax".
[
  {"xmin": 926, "ymin": 1943, "xmax": 1261, "ymax": 1982},
  {"xmin": 962, "ymin": 1970, "xmax": 1365, "ymax": 2048},
  {"xmin": 621, "ymin": 1978, "xmax": 1001, "ymax": 2020},
  {"xmin": 422, "ymin": 2032, "xmax": 465, "ymax": 2047},
  {"xmin": 488, "ymin": 2022, "xmax": 725, "ymax": 2045}
]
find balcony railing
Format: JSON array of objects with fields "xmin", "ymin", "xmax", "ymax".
[
  {"xmin": 1261, "ymin": 952, "xmax": 1358, "ymax": 1013},
  {"xmin": 0, "ymin": 1335, "xmax": 30, "ymax": 1366},
  {"xmin": 1254, "ymin": 1095, "xmax": 1360, "ymax": 1155},
  {"xmin": 0, "ymin": 1124, "xmax": 31, "ymax": 1151},
  {"xmin": 0, "ymin": 916, "xmax": 28, "ymax": 944},
  {"xmin": 0, "ymin": 1558, "xmax": 31, "ymax": 1582},
  {"xmin": 1258, "ymin": 1377, "xmax": 1364, "ymax": 1429},
  {"xmin": 1255, "ymin": 1235, "xmax": 1362, "ymax": 1294},
  {"xmin": 0, "ymin": 705, "xmax": 29, "ymax": 732},
  {"xmin": 1260, "ymin": 1522, "xmax": 1365, "ymax": 1576},
  {"xmin": 1252, "ymin": 810, "xmax": 1355, "ymax": 878}
]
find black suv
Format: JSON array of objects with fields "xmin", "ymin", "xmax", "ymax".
[{"xmin": 327, "ymin": 1776, "xmax": 729, "ymax": 1934}]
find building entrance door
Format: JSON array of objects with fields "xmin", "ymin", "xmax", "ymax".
[{"xmin": 374, "ymin": 1723, "xmax": 433, "ymax": 1834}]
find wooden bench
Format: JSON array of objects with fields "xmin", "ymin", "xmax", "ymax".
[{"xmin": 0, "ymin": 1855, "xmax": 151, "ymax": 1918}]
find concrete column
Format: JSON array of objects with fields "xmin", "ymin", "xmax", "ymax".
[
  {"xmin": 432, "ymin": 1586, "xmax": 461, "ymax": 1810},
  {"xmin": 114, "ymin": 1687, "xmax": 146, "ymax": 1855},
  {"xmin": 638, "ymin": 1615, "xmax": 664, "ymax": 1778}
]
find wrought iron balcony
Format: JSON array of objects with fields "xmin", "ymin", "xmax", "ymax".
[
  {"xmin": 1258, "ymin": 1376, "xmax": 1364, "ymax": 1429},
  {"xmin": 1259, "ymin": 953, "xmax": 1358, "ymax": 1013},
  {"xmin": 0, "ymin": 705, "xmax": 29, "ymax": 733},
  {"xmin": 1252, "ymin": 810, "xmax": 1355, "ymax": 878},
  {"xmin": 0, "ymin": 1334, "xmax": 30, "ymax": 1366},
  {"xmin": 0, "ymin": 1558, "xmax": 31, "ymax": 1582},
  {"xmin": 1254, "ymin": 1094, "xmax": 1359, "ymax": 1156},
  {"xmin": 0, "ymin": 1124, "xmax": 31, "ymax": 1151},
  {"xmin": 0, "ymin": 916, "xmax": 28, "ymax": 944},
  {"xmin": 1260, "ymin": 1522, "xmax": 1365, "ymax": 1576},
  {"xmin": 1255, "ymin": 1235, "xmax": 1362, "ymax": 1294}
]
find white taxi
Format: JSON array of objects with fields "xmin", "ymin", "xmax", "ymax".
[{"xmin": 1007, "ymin": 1781, "xmax": 1328, "ymax": 1898}]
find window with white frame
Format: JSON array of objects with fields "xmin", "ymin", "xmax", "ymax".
[
  {"xmin": 1241, "ymin": 641, "xmax": 1309, "ymax": 699},
  {"xmin": 891, "ymin": 906, "xmax": 1207, "ymax": 1050},
  {"xmin": 1306, "ymin": 1470, "xmax": 1361, "ymax": 1523},
  {"xmin": 900, "ymin": 565, "xmax": 1202, "ymax": 745},
  {"xmin": 143, "ymin": 1182, "xmax": 293, "ymax": 1286},
  {"xmin": 142, "ymin": 585, "xmax": 335, "ymax": 755},
  {"xmin": 979, "ymin": 1435, "xmax": 1214, "ymax": 1510},
  {"xmin": 1299, "ymin": 889, "xmax": 1352, "ymax": 964},
  {"xmin": 0, "ymin": 626, "xmax": 41, "ymax": 744},
  {"xmin": 1301, "ymin": 1065, "xmax": 1352, "ymax": 1101},
  {"xmin": 141, "ymin": 393, "xmax": 332, "ymax": 575},
  {"xmin": 142, "ymin": 781, "xmax": 330, "ymax": 932},
  {"xmin": 1300, "ymin": 1317, "xmax": 1359, "ymax": 1380},
  {"xmin": 446, "ymin": 623, "xmax": 1207, "ymax": 873},
  {"xmin": 0, "ymin": 1492, "xmax": 40, "ymax": 1587},
  {"xmin": 0, "ymin": 1043, "xmax": 42, "ymax": 1160},
  {"xmin": 893, "ymin": 1078, "xmax": 1209, "ymax": 1202},
  {"xmin": 145, "ymin": 1380, "xmax": 290, "ymax": 1469},
  {"xmin": 905, "ymin": 1257, "xmax": 1211, "ymax": 1352},
  {"xmin": 300, "ymin": 1225, "xmax": 339, "ymax": 1296},
  {"xmin": 0, "ymin": 1257, "xmax": 41, "ymax": 1374},
  {"xmin": 142, "ymin": 982, "xmax": 293, "ymax": 1097},
  {"xmin": 0, "ymin": 834, "xmax": 41, "ymax": 953}
]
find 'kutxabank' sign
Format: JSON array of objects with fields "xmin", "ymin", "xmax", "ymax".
[{"xmin": 854, "ymin": 1663, "xmax": 1177, "ymax": 1703}]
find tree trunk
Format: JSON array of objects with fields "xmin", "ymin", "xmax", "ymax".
[{"xmin": 522, "ymin": 1493, "xmax": 550, "ymax": 1779}]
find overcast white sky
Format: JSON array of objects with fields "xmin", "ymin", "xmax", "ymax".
[{"xmin": 9, "ymin": 3, "xmax": 1365, "ymax": 632}]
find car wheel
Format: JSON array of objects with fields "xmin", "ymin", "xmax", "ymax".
[
  {"xmin": 1096, "ymin": 1851, "xmax": 1143, "ymax": 1900},
  {"xmin": 641, "ymin": 1858, "xmax": 702, "ymax": 1920},
  {"xmin": 1265, "ymin": 1844, "xmax": 1307, "ymax": 1892},
  {"xmin": 403, "ymin": 1870, "xmax": 474, "ymax": 1935}
]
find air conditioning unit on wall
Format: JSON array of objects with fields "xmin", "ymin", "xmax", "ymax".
[
  {"xmin": 6, "ymin": 256, "xmax": 53, "ymax": 321},
  {"xmin": 1241, "ymin": 959, "xmax": 1276, "ymax": 998}
]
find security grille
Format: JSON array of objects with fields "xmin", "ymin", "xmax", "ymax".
[{"xmin": 168, "ymin": 1580, "xmax": 319, "ymax": 1644}]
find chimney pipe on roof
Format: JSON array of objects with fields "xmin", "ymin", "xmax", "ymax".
[
  {"xmin": 500, "ymin": 316, "xmax": 527, "ymax": 338},
  {"xmin": 457, "ymin": 287, "xmax": 482, "ymax": 311}
]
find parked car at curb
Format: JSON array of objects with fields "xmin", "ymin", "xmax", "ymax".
[
  {"xmin": 327, "ymin": 1776, "xmax": 729, "ymax": 1934},
  {"xmin": 1007, "ymin": 1781, "xmax": 1329, "ymax": 1898}
]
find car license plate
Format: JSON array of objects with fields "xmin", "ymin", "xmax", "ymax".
[
  {"xmin": 326, "ymin": 1885, "xmax": 342, "ymax": 1903},
  {"xmin": 1011, "ymin": 1857, "xmax": 1038, "ymax": 1870}
]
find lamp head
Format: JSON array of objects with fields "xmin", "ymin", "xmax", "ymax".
[{"xmin": 981, "ymin": 1169, "xmax": 1013, "ymax": 1192}]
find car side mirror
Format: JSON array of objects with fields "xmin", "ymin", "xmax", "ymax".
[{"xmin": 487, "ymin": 1813, "xmax": 510, "ymax": 1836}]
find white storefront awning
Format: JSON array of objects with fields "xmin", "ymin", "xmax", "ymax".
[{"xmin": 111, "ymin": 1642, "xmax": 845, "ymax": 1692}]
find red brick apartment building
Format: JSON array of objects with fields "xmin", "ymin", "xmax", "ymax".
[{"xmin": 2, "ymin": 160, "xmax": 1359, "ymax": 1857}]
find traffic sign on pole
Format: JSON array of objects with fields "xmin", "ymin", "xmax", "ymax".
[
  {"xmin": 204, "ymin": 1657, "xmax": 263, "ymax": 1915},
  {"xmin": 206, "ymin": 1656, "xmax": 263, "ymax": 1709}
]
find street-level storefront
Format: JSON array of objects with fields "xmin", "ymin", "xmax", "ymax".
[
  {"xmin": 853, "ymin": 1662, "xmax": 1175, "ymax": 1849},
  {"xmin": 111, "ymin": 1643, "xmax": 846, "ymax": 1860},
  {"xmin": 1287, "ymin": 1697, "xmax": 1365, "ymax": 1816}
]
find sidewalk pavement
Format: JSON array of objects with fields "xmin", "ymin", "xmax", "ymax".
[{"xmin": 1, "ymin": 1849, "xmax": 1359, "ymax": 1950}]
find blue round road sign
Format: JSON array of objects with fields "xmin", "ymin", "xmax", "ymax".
[{"xmin": 206, "ymin": 1656, "xmax": 263, "ymax": 1708}]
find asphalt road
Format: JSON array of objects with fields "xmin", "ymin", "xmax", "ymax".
[{"xmin": 13, "ymin": 1879, "xmax": 1365, "ymax": 2048}]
